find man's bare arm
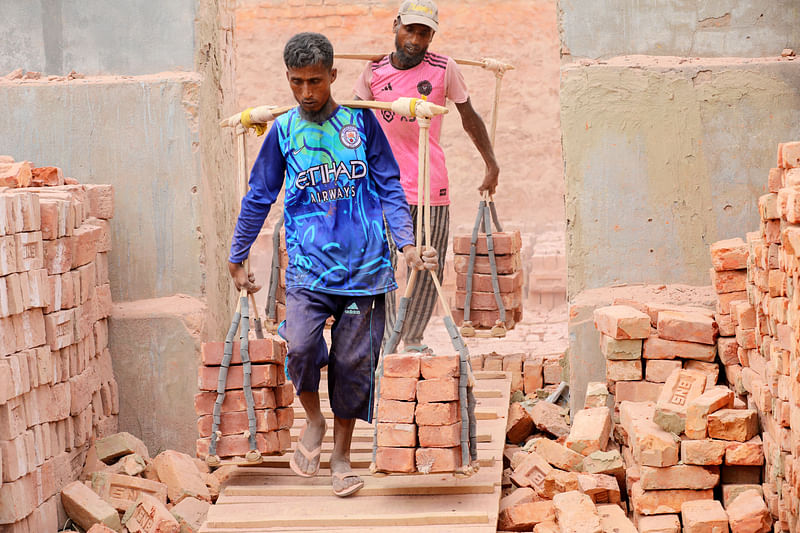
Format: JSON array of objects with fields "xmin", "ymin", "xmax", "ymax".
[{"xmin": 455, "ymin": 98, "xmax": 499, "ymax": 195}]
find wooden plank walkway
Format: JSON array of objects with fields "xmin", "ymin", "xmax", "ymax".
[{"xmin": 200, "ymin": 371, "xmax": 511, "ymax": 532}]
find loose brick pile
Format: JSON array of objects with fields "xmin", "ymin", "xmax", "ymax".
[
  {"xmin": 0, "ymin": 158, "xmax": 119, "ymax": 531},
  {"xmin": 452, "ymin": 230, "xmax": 523, "ymax": 330},
  {"xmin": 59, "ymin": 431, "xmax": 216, "ymax": 533},
  {"xmin": 195, "ymin": 335, "xmax": 294, "ymax": 459},
  {"xmin": 588, "ymin": 300, "xmax": 772, "ymax": 531},
  {"xmin": 375, "ymin": 352, "xmax": 465, "ymax": 474}
]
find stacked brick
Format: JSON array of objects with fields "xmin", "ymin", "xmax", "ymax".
[
  {"xmin": 0, "ymin": 159, "xmax": 119, "ymax": 531},
  {"xmin": 59, "ymin": 432, "xmax": 213, "ymax": 533},
  {"xmin": 452, "ymin": 230, "xmax": 523, "ymax": 330},
  {"xmin": 591, "ymin": 300, "xmax": 773, "ymax": 531},
  {"xmin": 593, "ymin": 303, "xmax": 726, "ymax": 417},
  {"xmin": 374, "ymin": 352, "xmax": 464, "ymax": 474},
  {"xmin": 195, "ymin": 335, "xmax": 294, "ymax": 460},
  {"xmin": 711, "ymin": 141, "xmax": 800, "ymax": 532},
  {"xmin": 471, "ymin": 350, "xmax": 566, "ymax": 398},
  {"xmin": 527, "ymin": 230, "xmax": 566, "ymax": 310}
]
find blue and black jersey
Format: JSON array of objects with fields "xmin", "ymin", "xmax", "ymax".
[{"xmin": 230, "ymin": 105, "xmax": 414, "ymax": 296}]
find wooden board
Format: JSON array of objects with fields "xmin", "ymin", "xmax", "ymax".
[{"xmin": 199, "ymin": 372, "xmax": 511, "ymax": 533}]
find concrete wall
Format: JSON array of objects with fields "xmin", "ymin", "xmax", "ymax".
[
  {"xmin": 0, "ymin": 0, "xmax": 196, "ymax": 75},
  {"xmin": 563, "ymin": 56, "xmax": 800, "ymax": 296},
  {"xmin": 0, "ymin": 0, "xmax": 237, "ymax": 454},
  {"xmin": 559, "ymin": 0, "xmax": 800, "ymax": 59}
]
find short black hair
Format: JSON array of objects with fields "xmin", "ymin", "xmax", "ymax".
[{"xmin": 283, "ymin": 32, "xmax": 334, "ymax": 70}]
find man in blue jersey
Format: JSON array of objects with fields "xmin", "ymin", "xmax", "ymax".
[{"xmin": 229, "ymin": 32, "xmax": 436, "ymax": 497}]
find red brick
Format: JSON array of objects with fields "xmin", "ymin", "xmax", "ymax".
[
  {"xmin": 498, "ymin": 500, "xmax": 556, "ymax": 531},
  {"xmin": 456, "ymin": 269, "xmax": 523, "ymax": 293},
  {"xmin": 455, "ymin": 287, "xmax": 522, "ymax": 310},
  {"xmin": 0, "ymin": 397, "xmax": 27, "ymax": 440},
  {"xmin": 645, "ymin": 359, "xmax": 681, "ymax": 383},
  {"xmin": 60, "ymin": 479, "xmax": 122, "ymax": 531},
  {"xmin": 86, "ymin": 218, "xmax": 111, "ymax": 253},
  {"xmin": 69, "ymin": 366, "xmax": 99, "ymax": 416},
  {"xmin": 731, "ymin": 301, "xmax": 756, "ymax": 329},
  {"xmin": 415, "ymin": 401, "xmax": 459, "ymax": 426},
  {"xmin": 376, "ymin": 423, "xmax": 416, "ymax": 447},
  {"xmin": 631, "ymin": 420, "xmax": 680, "ymax": 467},
  {"xmin": 200, "ymin": 337, "xmax": 286, "ymax": 366},
  {"xmin": 30, "ymin": 166, "xmax": 63, "ymax": 187},
  {"xmin": 123, "ymin": 493, "xmax": 179, "ymax": 533},
  {"xmin": 553, "ymin": 491, "xmax": 602, "ymax": 532},
  {"xmin": 781, "ymin": 141, "xmax": 800, "ymax": 168},
  {"xmin": 642, "ymin": 335, "xmax": 716, "ymax": 361},
  {"xmin": 565, "ymin": 407, "xmax": 611, "ymax": 456},
  {"xmin": 531, "ymin": 438, "xmax": 585, "ymax": 472},
  {"xmin": 637, "ymin": 514, "xmax": 681, "ymax": 533},
  {"xmin": 375, "ymin": 447, "xmax": 415, "ymax": 473},
  {"xmin": 95, "ymin": 283, "xmax": 112, "ymax": 318},
  {"xmin": 593, "ymin": 305, "xmax": 650, "ymax": 339},
  {"xmin": 84, "ymin": 184, "xmax": 114, "ymax": 220},
  {"xmin": 707, "ymin": 409, "xmax": 758, "ymax": 442},
  {"xmin": 415, "ymin": 447, "xmax": 461, "ymax": 473},
  {"xmin": 70, "ymin": 225, "xmax": 100, "ymax": 268},
  {"xmin": 196, "ymin": 409, "xmax": 279, "ymax": 437},
  {"xmin": 681, "ymin": 499, "xmax": 728, "ymax": 533},
  {"xmin": 418, "ymin": 422, "xmax": 460, "ymax": 447},
  {"xmin": 717, "ymin": 337, "xmax": 739, "ymax": 366},
  {"xmin": 379, "ymin": 376, "xmax": 417, "ymax": 401},
  {"xmin": 716, "ymin": 312, "xmax": 734, "ymax": 336},
  {"xmin": 506, "ymin": 402, "xmax": 533, "ymax": 443},
  {"xmin": 153, "ymin": 450, "xmax": 210, "ymax": 503},
  {"xmin": 530, "ymin": 400, "xmax": 570, "ymax": 438},
  {"xmin": 613, "ymin": 380, "xmax": 663, "ymax": 404},
  {"xmin": 419, "ymin": 354, "xmax": 459, "ymax": 379},
  {"xmin": 685, "ymin": 387, "xmax": 734, "ymax": 440},
  {"xmin": 452, "ymin": 230, "xmax": 522, "ymax": 255},
  {"xmin": 511, "ymin": 451, "xmax": 553, "ymax": 492},
  {"xmin": 657, "ymin": 310, "xmax": 718, "ymax": 345},
  {"xmin": 377, "ymin": 398, "xmax": 415, "ymax": 423},
  {"xmin": 0, "ymin": 236, "xmax": 17, "ymax": 276},
  {"xmin": 14, "ymin": 232, "xmax": 43, "ymax": 272},
  {"xmin": 170, "ymin": 496, "xmax": 210, "ymax": 533},
  {"xmin": 14, "ymin": 309, "xmax": 45, "ymax": 350},
  {"xmin": 597, "ymin": 504, "xmax": 637, "ymax": 533},
  {"xmin": 416, "ymin": 377, "xmax": 458, "ymax": 403},
  {"xmin": 453, "ymin": 252, "xmax": 520, "ymax": 275},
  {"xmin": 193, "ymin": 388, "xmax": 278, "ymax": 416},
  {"xmin": 656, "ymin": 369, "xmax": 706, "ymax": 417},
  {"xmin": 576, "ymin": 473, "xmax": 621, "ymax": 504},
  {"xmin": 606, "ymin": 359, "xmax": 642, "ymax": 381},
  {"xmin": 197, "ymin": 364, "xmax": 282, "ymax": 391},
  {"xmin": 1, "ymin": 433, "xmax": 28, "ymax": 481},
  {"xmin": 640, "ymin": 464, "xmax": 719, "ymax": 490},
  {"xmin": 523, "ymin": 357, "xmax": 543, "ymax": 394},
  {"xmin": 43, "ymin": 236, "xmax": 73, "ymax": 274},
  {"xmin": 727, "ymin": 489, "xmax": 772, "ymax": 533},
  {"xmin": 382, "ymin": 353, "xmax": 420, "ymax": 378},
  {"xmin": 276, "ymin": 407, "xmax": 293, "ymax": 429},
  {"xmin": 710, "ymin": 239, "xmax": 748, "ymax": 271},
  {"xmin": 716, "ymin": 291, "xmax": 747, "ymax": 315},
  {"xmin": 725, "ymin": 436, "xmax": 764, "ymax": 466},
  {"xmin": 90, "ymin": 471, "xmax": 168, "ymax": 511},
  {"xmin": 630, "ymin": 481, "xmax": 713, "ymax": 515},
  {"xmin": 710, "ymin": 268, "xmax": 747, "ymax": 293}
]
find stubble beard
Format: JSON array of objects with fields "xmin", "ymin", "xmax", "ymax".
[{"xmin": 299, "ymin": 97, "xmax": 336, "ymax": 123}]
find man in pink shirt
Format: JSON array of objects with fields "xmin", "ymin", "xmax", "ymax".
[{"xmin": 353, "ymin": 0, "xmax": 499, "ymax": 352}]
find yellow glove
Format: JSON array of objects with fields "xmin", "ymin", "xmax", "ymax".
[{"xmin": 241, "ymin": 107, "xmax": 267, "ymax": 136}]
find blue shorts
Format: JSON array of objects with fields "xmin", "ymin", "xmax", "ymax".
[{"xmin": 284, "ymin": 287, "xmax": 385, "ymax": 422}]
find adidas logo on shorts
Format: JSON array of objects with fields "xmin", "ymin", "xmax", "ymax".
[{"xmin": 344, "ymin": 302, "xmax": 361, "ymax": 315}]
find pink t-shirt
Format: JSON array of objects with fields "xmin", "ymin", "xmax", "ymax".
[{"xmin": 353, "ymin": 52, "xmax": 469, "ymax": 206}]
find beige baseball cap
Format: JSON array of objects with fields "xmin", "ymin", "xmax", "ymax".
[{"xmin": 398, "ymin": 0, "xmax": 439, "ymax": 32}]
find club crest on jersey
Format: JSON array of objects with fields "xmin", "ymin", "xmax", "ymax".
[{"xmin": 339, "ymin": 124, "xmax": 362, "ymax": 149}]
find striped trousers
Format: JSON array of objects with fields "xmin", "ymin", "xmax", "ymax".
[{"xmin": 385, "ymin": 205, "xmax": 450, "ymax": 346}]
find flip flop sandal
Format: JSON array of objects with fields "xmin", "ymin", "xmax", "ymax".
[
  {"xmin": 402, "ymin": 344, "xmax": 433, "ymax": 354},
  {"xmin": 289, "ymin": 430, "xmax": 322, "ymax": 478},
  {"xmin": 332, "ymin": 471, "xmax": 364, "ymax": 497}
]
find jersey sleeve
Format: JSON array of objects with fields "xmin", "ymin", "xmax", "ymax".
[
  {"xmin": 228, "ymin": 124, "xmax": 285, "ymax": 263},
  {"xmin": 445, "ymin": 57, "xmax": 470, "ymax": 104},
  {"xmin": 353, "ymin": 62, "xmax": 376, "ymax": 100},
  {"xmin": 362, "ymin": 110, "xmax": 415, "ymax": 250}
]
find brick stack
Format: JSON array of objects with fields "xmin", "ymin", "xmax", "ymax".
[
  {"xmin": 593, "ymin": 303, "xmax": 727, "ymax": 418},
  {"xmin": 709, "ymin": 237, "xmax": 751, "ymax": 409},
  {"xmin": 0, "ymin": 157, "xmax": 119, "ymax": 531},
  {"xmin": 195, "ymin": 335, "xmax": 293, "ymax": 460},
  {"xmin": 527, "ymin": 229, "xmax": 566, "ymax": 310},
  {"xmin": 452, "ymin": 230, "xmax": 523, "ymax": 330},
  {"xmin": 714, "ymin": 141, "xmax": 800, "ymax": 532},
  {"xmin": 374, "ymin": 352, "xmax": 464, "ymax": 474}
]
